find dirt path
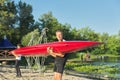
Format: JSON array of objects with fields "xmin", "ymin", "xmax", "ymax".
[{"xmin": 0, "ymin": 67, "xmax": 93, "ymax": 80}]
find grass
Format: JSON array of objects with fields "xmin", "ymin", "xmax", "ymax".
[
  {"xmin": 63, "ymin": 53, "xmax": 120, "ymax": 78},
  {"xmin": 64, "ymin": 61, "xmax": 120, "ymax": 78}
]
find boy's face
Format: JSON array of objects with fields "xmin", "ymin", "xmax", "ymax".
[
  {"xmin": 56, "ymin": 31, "xmax": 63, "ymax": 41},
  {"xmin": 17, "ymin": 45, "xmax": 21, "ymax": 49}
]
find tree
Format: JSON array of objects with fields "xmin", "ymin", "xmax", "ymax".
[
  {"xmin": 0, "ymin": 0, "xmax": 17, "ymax": 41},
  {"xmin": 39, "ymin": 12, "xmax": 71, "ymax": 41},
  {"xmin": 97, "ymin": 32, "xmax": 109, "ymax": 54},
  {"xmin": 16, "ymin": 1, "xmax": 35, "ymax": 42},
  {"xmin": 107, "ymin": 35, "xmax": 118, "ymax": 54},
  {"xmin": 116, "ymin": 31, "xmax": 120, "ymax": 54},
  {"xmin": 0, "ymin": 0, "xmax": 39, "ymax": 44},
  {"xmin": 21, "ymin": 29, "xmax": 40, "ymax": 46}
]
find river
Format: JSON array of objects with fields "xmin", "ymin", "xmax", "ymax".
[{"xmin": 92, "ymin": 56, "xmax": 120, "ymax": 78}]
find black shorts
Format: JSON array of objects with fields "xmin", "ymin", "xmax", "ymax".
[{"xmin": 54, "ymin": 55, "xmax": 68, "ymax": 74}]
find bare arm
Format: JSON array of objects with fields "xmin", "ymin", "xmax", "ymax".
[
  {"xmin": 47, "ymin": 47, "xmax": 64, "ymax": 58},
  {"xmin": 11, "ymin": 51, "xmax": 18, "ymax": 57}
]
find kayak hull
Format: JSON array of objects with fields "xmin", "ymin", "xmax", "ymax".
[{"xmin": 9, "ymin": 41, "xmax": 101, "ymax": 56}]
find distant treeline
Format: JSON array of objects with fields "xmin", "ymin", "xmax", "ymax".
[{"xmin": 0, "ymin": 0, "xmax": 120, "ymax": 55}]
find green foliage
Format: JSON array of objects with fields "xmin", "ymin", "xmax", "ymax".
[
  {"xmin": 39, "ymin": 12, "xmax": 72, "ymax": 41},
  {"xmin": 39, "ymin": 12, "xmax": 58, "ymax": 41},
  {"xmin": 16, "ymin": 1, "xmax": 36, "ymax": 40},
  {"xmin": 1, "ymin": 1, "xmax": 120, "ymax": 78},
  {"xmin": 0, "ymin": 0, "xmax": 17, "ymax": 41},
  {"xmin": 21, "ymin": 29, "xmax": 40, "ymax": 46},
  {"xmin": 0, "ymin": 0, "xmax": 120, "ymax": 57},
  {"xmin": 65, "ymin": 62, "xmax": 120, "ymax": 78}
]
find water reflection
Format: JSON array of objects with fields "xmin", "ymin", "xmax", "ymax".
[
  {"xmin": 94, "ymin": 56, "xmax": 120, "ymax": 62},
  {"xmin": 92, "ymin": 56, "xmax": 120, "ymax": 78}
]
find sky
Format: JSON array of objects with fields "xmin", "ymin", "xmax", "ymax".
[{"xmin": 15, "ymin": 0, "xmax": 120, "ymax": 35}]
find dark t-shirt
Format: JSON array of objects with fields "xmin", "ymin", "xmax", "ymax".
[
  {"xmin": 55, "ymin": 54, "xmax": 68, "ymax": 64},
  {"xmin": 53, "ymin": 39, "xmax": 69, "ymax": 73}
]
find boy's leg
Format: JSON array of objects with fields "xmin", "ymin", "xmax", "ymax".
[{"xmin": 54, "ymin": 72, "xmax": 62, "ymax": 80}]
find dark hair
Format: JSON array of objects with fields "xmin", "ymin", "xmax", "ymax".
[
  {"xmin": 56, "ymin": 30, "xmax": 63, "ymax": 33},
  {"xmin": 17, "ymin": 44, "xmax": 23, "ymax": 47}
]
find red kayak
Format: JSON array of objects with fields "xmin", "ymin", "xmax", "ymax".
[{"xmin": 9, "ymin": 41, "xmax": 102, "ymax": 56}]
